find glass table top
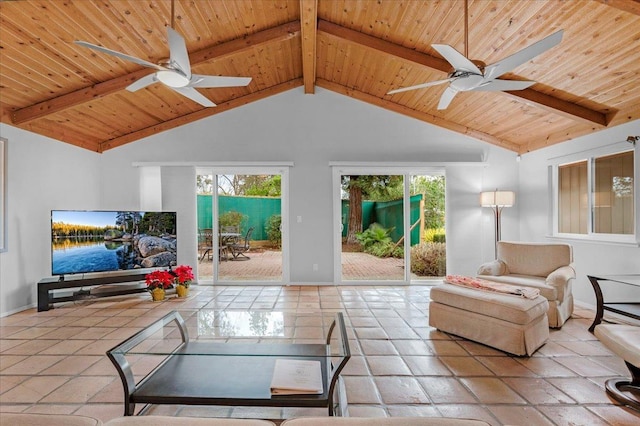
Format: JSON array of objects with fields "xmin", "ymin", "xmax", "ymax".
[
  {"xmin": 591, "ymin": 274, "xmax": 640, "ymax": 287},
  {"xmin": 110, "ymin": 310, "xmax": 348, "ymax": 358},
  {"xmin": 197, "ymin": 310, "xmax": 285, "ymax": 337}
]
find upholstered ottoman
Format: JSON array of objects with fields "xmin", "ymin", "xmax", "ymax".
[{"xmin": 429, "ymin": 283, "xmax": 550, "ymax": 356}]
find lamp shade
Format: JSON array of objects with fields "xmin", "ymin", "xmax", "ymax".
[{"xmin": 480, "ymin": 190, "xmax": 515, "ymax": 207}]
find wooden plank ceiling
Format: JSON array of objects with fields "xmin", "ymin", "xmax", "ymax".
[{"xmin": 1, "ymin": 0, "xmax": 639, "ymax": 154}]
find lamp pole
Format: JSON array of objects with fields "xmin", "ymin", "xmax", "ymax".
[
  {"xmin": 481, "ymin": 190, "xmax": 515, "ymax": 259},
  {"xmin": 493, "ymin": 204, "xmax": 504, "ymax": 258}
]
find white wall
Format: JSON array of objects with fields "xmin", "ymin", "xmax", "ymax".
[
  {"xmin": 0, "ymin": 125, "xmax": 101, "ymax": 315},
  {"xmin": 518, "ymin": 119, "xmax": 640, "ymax": 309}
]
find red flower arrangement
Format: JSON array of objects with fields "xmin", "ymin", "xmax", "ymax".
[
  {"xmin": 145, "ymin": 270, "xmax": 174, "ymax": 290},
  {"xmin": 173, "ymin": 265, "xmax": 194, "ymax": 288}
]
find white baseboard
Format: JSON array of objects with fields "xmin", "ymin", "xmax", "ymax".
[{"xmin": 0, "ymin": 302, "xmax": 36, "ymax": 318}]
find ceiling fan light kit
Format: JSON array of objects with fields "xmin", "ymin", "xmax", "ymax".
[
  {"xmin": 156, "ymin": 70, "xmax": 190, "ymax": 88},
  {"xmin": 387, "ymin": 0, "xmax": 564, "ymax": 110}
]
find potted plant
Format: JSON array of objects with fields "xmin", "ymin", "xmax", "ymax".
[
  {"xmin": 173, "ymin": 265, "xmax": 194, "ymax": 297},
  {"xmin": 145, "ymin": 270, "xmax": 173, "ymax": 301}
]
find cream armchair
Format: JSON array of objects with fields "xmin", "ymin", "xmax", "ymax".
[{"xmin": 477, "ymin": 241, "xmax": 575, "ymax": 328}]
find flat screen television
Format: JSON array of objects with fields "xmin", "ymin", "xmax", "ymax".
[{"xmin": 51, "ymin": 210, "xmax": 177, "ymax": 276}]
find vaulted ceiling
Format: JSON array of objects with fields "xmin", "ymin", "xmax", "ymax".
[{"xmin": 1, "ymin": 0, "xmax": 639, "ymax": 154}]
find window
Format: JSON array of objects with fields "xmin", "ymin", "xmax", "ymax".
[
  {"xmin": 556, "ymin": 149, "xmax": 635, "ymax": 239},
  {"xmin": 558, "ymin": 161, "xmax": 587, "ymax": 234},
  {"xmin": 593, "ymin": 152, "xmax": 634, "ymax": 234}
]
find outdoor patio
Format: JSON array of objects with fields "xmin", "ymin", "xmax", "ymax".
[{"xmin": 197, "ymin": 250, "xmax": 431, "ymax": 281}]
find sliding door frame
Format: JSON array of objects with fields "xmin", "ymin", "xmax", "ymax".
[
  {"xmin": 331, "ymin": 164, "xmax": 445, "ymax": 285},
  {"xmin": 197, "ymin": 165, "xmax": 290, "ymax": 285}
]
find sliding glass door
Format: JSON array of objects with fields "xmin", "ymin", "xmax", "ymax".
[
  {"xmin": 197, "ymin": 167, "xmax": 288, "ymax": 284},
  {"xmin": 334, "ymin": 167, "xmax": 446, "ymax": 284},
  {"xmin": 340, "ymin": 174, "xmax": 405, "ymax": 281}
]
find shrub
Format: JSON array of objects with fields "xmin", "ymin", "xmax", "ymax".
[
  {"xmin": 410, "ymin": 242, "xmax": 446, "ymax": 276},
  {"xmin": 424, "ymin": 227, "xmax": 446, "ymax": 243},
  {"xmin": 356, "ymin": 223, "xmax": 392, "ymax": 249},
  {"xmin": 219, "ymin": 211, "xmax": 246, "ymax": 231},
  {"xmin": 265, "ymin": 214, "xmax": 282, "ymax": 248},
  {"xmin": 364, "ymin": 241, "xmax": 403, "ymax": 258}
]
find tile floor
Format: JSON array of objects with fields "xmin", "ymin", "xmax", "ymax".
[{"xmin": 1, "ymin": 285, "xmax": 639, "ymax": 425}]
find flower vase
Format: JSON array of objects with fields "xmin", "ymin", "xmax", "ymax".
[
  {"xmin": 151, "ymin": 287, "xmax": 165, "ymax": 302},
  {"xmin": 176, "ymin": 284, "xmax": 189, "ymax": 298}
]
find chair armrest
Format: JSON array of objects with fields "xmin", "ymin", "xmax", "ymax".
[
  {"xmin": 477, "ymin": 260, "xmax": 507, "ymax": 276},
  {"xmin": 546, "ymin": 265, "xmax": 576, "ymax": 288}
]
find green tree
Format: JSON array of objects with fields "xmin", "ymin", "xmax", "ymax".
[
  {"xmin": 244, "ymin": 175, "xmax": 281, "ymax": 196},
  {"xmin": 217, "ymin": 174, "xmax": 281, "ymax": 196},
  {"xmin": 341, "ymin": 175, "xmax": 403, "ymax": 244},
  {"xmin": 115, "ymin": 211, "xmax": 142, "ymax": 234},
  {"xmin": 411, "ymin": 175, "xmax": 445, "ymax": 229}
]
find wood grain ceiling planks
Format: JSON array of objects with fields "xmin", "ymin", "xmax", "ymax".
[
  {"xmin": 0, "ymin": 0, "xmax": 638, "ymax": 154},
  {"xmin": 12, "ymin": 21, "xmax": 301, "ymax": 125}
]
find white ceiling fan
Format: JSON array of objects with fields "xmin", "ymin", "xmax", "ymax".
[
  {"xmin": 74, "ymin": 1, "xmax": 251, "ymax": 107},
  {"xmin": 387, "ymin": 0, "xmax": 563, "ymax": 110}
]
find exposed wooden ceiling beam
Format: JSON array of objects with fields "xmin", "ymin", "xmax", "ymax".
[
  {"xmin": 20, "ymin": 120, "xmax": 102, "ymax": 152},
  {"xmin": 316, "ymin": 79, "xmax": 521, "ymax": 152},
  {"xmin": 0, "ymin": 103, "xmax": 14, "ymax": 124},
  {"xmin": 99, "ymin": 79, "xmax": 304, "ymax": 152},
  {"xmin": 522, "ymin": 102, "xmax": 640, "ymax": 153},
  {"xmin": 12, "ymin": 21, "xmax": 302, "ymax": 125},
  {"xmin": 500, "ymin": 90, "xmax": 611, "ymax": 127},
  {"xmin": 318, "ymin": 20, "xmax": 609, "ymax": 128},
  {"xmin": 300, "ymin": 0, "xmax": 318, "ymax": 94},
  {"xmin": 3, "ymin": 103, "xmax": 101, "ymax": 151},
  {"xmin": 595, "ymin": 0, "xmax": 640, "ymax": 16}
]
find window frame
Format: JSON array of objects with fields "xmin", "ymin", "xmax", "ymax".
[{"xmin": 549, "ymin": 142, "xmax": 639, "ymax": 245}]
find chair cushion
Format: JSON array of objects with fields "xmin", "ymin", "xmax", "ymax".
[
  {"xmin": 497, "ymin": 241, "xmax": 572, "ymax": 277},
  {"xmin": 430, "ymin": 283, "xmax": 548, "ymax": 325},
  {"xmin": 594, "ymin": 324, "xmax": 640, "ymax": 368}
]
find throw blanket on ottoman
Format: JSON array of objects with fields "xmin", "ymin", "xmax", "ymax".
[{"xmin": 445, "ymin": 275, "xmax": 540, "ymax": 299}]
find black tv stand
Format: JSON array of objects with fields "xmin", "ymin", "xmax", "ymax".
[{"xmin": 37, "ymin": 272, "xmax": 148, "ymax": 311}]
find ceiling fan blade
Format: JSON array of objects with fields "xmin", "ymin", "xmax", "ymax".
[
  {"xmin": 471, "ymin": 79, "xmax": 536, "ymax": 92},
  {"xmin": 126, "ymin": 73, "xmax": 158, "ymax": 92},
  {"xmin": 483, "ymin": 30, "xmax": 564, "ymax": 80},
  {"xmin": 437, "ymin": 86, "xmax": 458, "ymax": 110},
  {"xmin": 74, "ymin": 41, "xmax": 164, "ymax": 70},
  {"xmin": 189, "ymin": 75, "xmax": 252, "ymax": 88},
  {"xmin": 432, "ymin": 44, "xmax": 482, "ymax": 74},
  {"xmin": 173, "ymin": 86, "xmax": 216, "ymax": 107},
  {"xmin": 167, "ymin": 27, "xmax": 191, "ymax": 78},
  {"xmin": 387, "ymin": 78, "xmax": 455, "ymax": 95}
]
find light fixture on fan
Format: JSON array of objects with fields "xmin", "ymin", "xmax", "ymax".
[
  {"xmin": 481, "ymin": 190, "xmax": 515, "ymax": 258},
  {"xmin": 155, "ymin": 70, "xmax": 190, "ymax": 88}
]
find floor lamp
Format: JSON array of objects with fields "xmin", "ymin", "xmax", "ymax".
[{"xmin": 481, "ymin": 190, "xmax": 515, "ymax": 258}]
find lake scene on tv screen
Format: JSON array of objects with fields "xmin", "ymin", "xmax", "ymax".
[{"xmin": 51, "ymin": 210, "xmax": 177, "ymax": 276}]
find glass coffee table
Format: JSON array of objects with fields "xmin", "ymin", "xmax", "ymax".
[
  {"xmin": 107, "ymin": 310, "xmax": 350, "ymax": 417},
  {"xmin": 587, "ymin": 274, "xmax": 640, "ymax": 332}
]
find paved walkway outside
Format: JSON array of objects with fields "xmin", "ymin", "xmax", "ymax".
[{"xmin": 198, "ymin": 250, "xmax": 432, "ymax": 281}]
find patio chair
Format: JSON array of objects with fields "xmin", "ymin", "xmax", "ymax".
[
  {"xmin": 229, "ymin": 227, "xmax": 254, "ymax": 260},
  {"xmin": 220, "ymin": 225, "xmax": 240, "ymax": 245},
  {"xmin": 198, "ymin": 228, "xmax": 213, "ymax": 262}
]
